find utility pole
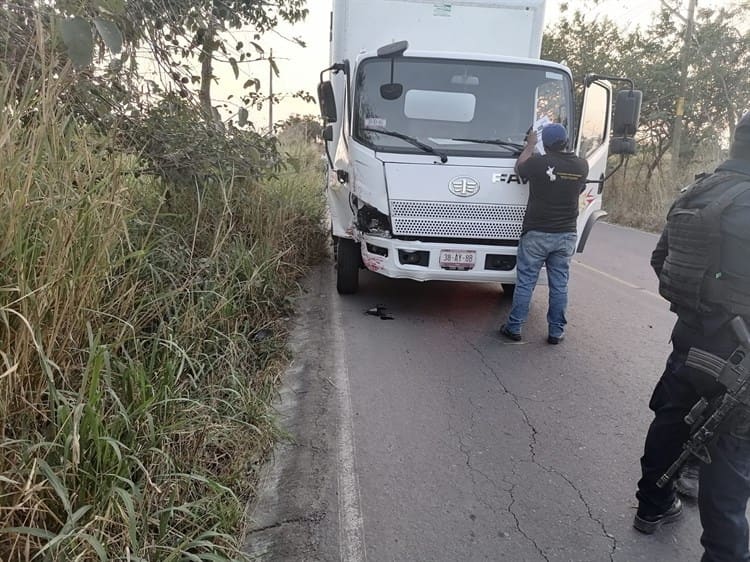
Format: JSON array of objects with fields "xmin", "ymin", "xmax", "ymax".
[
  {"xmin": 268, "ymin": 49, "xmax": 274, "ymax": 133},
  {"xmin": 672, "ymin": 0, "xmax": 697, "ymax": 173}
]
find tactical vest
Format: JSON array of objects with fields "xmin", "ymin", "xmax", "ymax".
[{"xmin": 658, "ymin": 171, "xmax": 750, "ymax": 316}]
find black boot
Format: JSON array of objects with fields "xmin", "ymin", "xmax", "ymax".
[{"xmin": 633, "ymin": 499, "xmax": 683, "ymax": 534}]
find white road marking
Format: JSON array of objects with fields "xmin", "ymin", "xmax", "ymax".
[
  {"xmin": 599, "ymin": 221, "xmax": 661, "ymax": 237},
  {"xmin": 331, "ymin": 295, "xmax": 367, "ymax": 562},
  {"xmin": 573, "ymin": 260, "xmax": 665, "ymax": 301}
]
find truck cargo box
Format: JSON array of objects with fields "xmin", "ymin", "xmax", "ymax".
[{"xmin": 331, "ymin": 0, "xmax": 546, "ymax": 63}]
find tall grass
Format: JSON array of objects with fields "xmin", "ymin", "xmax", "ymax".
[
  {"xmin": 0, "ymin": 43, "xmax": 326, "ymax": 561},
  {"xmin": 603, "ymin": 144, "xmax": 724, "ymax": 231}
]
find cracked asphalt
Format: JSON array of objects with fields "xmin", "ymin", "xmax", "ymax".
[{"xmin": 246, "ymin": 222, "xmax": 708, "ymax": 561}]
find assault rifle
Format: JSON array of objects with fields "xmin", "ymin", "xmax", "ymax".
[{"xmin": 657, "ymin": 316, "xmax": 750, "ymax": 489}]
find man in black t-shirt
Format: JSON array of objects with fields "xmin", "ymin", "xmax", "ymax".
[{"xmin": 499, "ymin": 123, "xmax": 588, "ymax": 344}]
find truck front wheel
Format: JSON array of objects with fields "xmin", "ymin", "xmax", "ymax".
[
  {"xmin": 336, "ymin": 238, "xmax": 360, "ymax": 294},
  {"xmin": 501, "ymin": 283, "xmax": 515, "ymax": 299}
]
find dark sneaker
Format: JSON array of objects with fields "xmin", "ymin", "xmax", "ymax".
[
  {"xmin": 633, "ymin": 499, "xmax": 683, "ymax": 534},
  {"xmin": 499, "ymin": 324, "xmax": 522, "ymax": 342},
  {"xmin": 675, "ymin": 462, "xmax": 700, "ymax": 500},
  {"xmin": 547, "ymin": 334, "xmax": 564, "ymax": 345}
]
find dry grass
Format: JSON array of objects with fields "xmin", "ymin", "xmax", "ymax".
[{"xmin": 603, "ymin": 146, "xmax": 724, "ymax": 232}]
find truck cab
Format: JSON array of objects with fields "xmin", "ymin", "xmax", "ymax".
[{"xmin": 319, "ymin": 0, "xmax": 641, "ymax": 294}]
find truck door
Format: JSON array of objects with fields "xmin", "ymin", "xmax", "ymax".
[{"xmin": 575, "ymin": 79, "xmax": 613, "ymax": 251}]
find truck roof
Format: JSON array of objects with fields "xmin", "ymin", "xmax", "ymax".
[{"xmin": 331, "ymin": 0, "xmax": 547, "ymax": 65}]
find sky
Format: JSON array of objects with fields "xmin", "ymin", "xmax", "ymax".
[{"xmin": 215, "ymin": 0, "xmax": 729, "ymax": 129}]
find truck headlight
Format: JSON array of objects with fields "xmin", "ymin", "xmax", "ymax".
[{"xmin": 357, "ymin": 205, "xmax": 392, "ymax": 238}]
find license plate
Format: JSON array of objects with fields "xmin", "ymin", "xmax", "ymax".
[{"xmin": 439, "ymin": 250, "xmax": 476, "ymax": 269}]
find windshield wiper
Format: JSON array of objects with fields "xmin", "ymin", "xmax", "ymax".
[
  {"xmin": 451, "ymin": 138, "xmax": 524, "ymax": 154},
  {"xmin": 362, "ymin": 127, "xmax": 448, "ymax": 163}
]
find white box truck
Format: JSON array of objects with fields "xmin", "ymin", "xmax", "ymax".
[{"xmin": 318, "ymin": 0, "xmax": 641, "ymax": 294}]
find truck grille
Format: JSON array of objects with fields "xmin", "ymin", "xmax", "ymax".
[{"xmin": 390, "ymin": 200, "xmax": 525, "ymax": 239}]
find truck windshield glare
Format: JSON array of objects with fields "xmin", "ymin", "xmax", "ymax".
[{"xmin": 354, "ymin": 57, "xmax": 573, "ymax": 157}]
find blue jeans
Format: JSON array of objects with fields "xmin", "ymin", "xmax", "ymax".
[{"xmin": 505, "ymin": 230, "xmax": 577, "ymax": 338}]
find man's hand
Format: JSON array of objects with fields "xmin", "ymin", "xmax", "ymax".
[
  {"xmin": 515, "ymin": 129, "xmax": 537, "ymax": 174},
  {"xmin": 525, "ymin": 130, "xmax": 538, "ymax": 148}
]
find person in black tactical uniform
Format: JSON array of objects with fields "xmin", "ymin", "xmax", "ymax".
[{"xmin": 634, "ymin": 112, "xmax": 750, "ymax": 562}]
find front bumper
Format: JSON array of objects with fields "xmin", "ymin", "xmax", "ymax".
[{"xmin": 359, "ymin": 234, "xmax": 522, "ymax": 283}]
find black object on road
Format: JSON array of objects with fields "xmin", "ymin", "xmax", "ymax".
[{"xmin": 365, "ymin": 305, "xmax": 394, "ymax": 320}]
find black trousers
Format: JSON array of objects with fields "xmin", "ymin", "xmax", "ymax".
[
  {"xmin": 636, "ymin": 317, "xmax": 750, "ymax": 560},
  {"xmin": 636, "ymin": 346, "xmax": 723, "ymax": 514}
]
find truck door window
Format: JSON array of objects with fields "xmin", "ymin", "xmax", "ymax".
[
  {"xmin": 535, "ymin": 76, "xmax": 568, "ymax": 128},
  {"xmin": 579, "ymin": 83, "xmax": 610, "ymax": 157}
]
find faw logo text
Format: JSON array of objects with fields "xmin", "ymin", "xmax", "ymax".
[{"xmin": 492, "ymin": 173, "xmax": 528, "ymax": 185}]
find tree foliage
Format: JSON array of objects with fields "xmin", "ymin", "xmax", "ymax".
[
  {"xmin": 121, "ymin": 0, "xmax": 309, "ymax": 120},
  {"xmin": 0, "ymin": 1, "xmax": 312, "ymax": 189},
  {"xmin": 126, "ymin": 94, "xmax": 281, "ymax": 187},
  {"xmin": 276, "ymin": 113, "xmax": 323, "ymax": 141},
  {"xmin": 17, "ymin": 0, "xmax": 308, "ymax": 126},
  {"xmin": 543, "ymin": 1, "xmax": 750, "ymax": 178}
]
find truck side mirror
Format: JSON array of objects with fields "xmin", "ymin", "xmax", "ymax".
[
  {"xmin": 610, "ymin": 89, "xmax": 642, "ymax": 155},
  {"xmin": 612, "ymin": 89, "xmax": 642, "ymax": 137},
  {"xmin": 322, "ymin": 124, "xmax": 333, "ymax": 142},
  {"xmin": 610, "ymin": 137, "xmax": 637, "ymax": 156},
  {"xmin": 318, "ymin": 81, "xmax": 338, "ymax": 124}
]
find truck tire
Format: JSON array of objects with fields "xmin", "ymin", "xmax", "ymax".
[
  {"xmin": 336, "ymin": 238, "xmax": 360, "ymax": 294},
  {"xmin": 331, "ymin": 225, "xmax": 337, "ymax": 260},
  {"xmin": 501, "ymin": 283, "xmax": 515, "ymax": 298}
]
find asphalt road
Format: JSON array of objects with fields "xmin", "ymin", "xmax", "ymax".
[{"xmin": 246, "ymin": 221, "xmax": 710, "ymax": 562}]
